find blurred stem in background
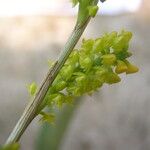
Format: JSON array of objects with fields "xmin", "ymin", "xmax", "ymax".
[{"xmin": 36, "ymin": 98, "xmax": 82, "ymax": 150}]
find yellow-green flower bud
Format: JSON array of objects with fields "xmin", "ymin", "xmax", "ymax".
[
  {"xmin": 93, "ymin": 38, "xmax": 102, "ymax": 52},
  {"xmin": 125, "ymin": 60, "xmax": 139, "ymax": 74},
  {"xmin": 80, "ymin": 57, "xmax": 92, "ymax": 71},
  {"xmin": 53, "ymin": 80, "xmax": 67, "ymax": 92},
  {"xmin": 60, "ymin": 65, "xmax": 74, "ymax": 81},
  {"xmin": 74, "ymin": 87, "xmax": 82, "ymax": 96},
  {"xmin": 95, "ymin": 67, "xmax": 107, "ymax": 82},
  {"xmin": 102, "ymin": 54, "xmax": 116, "ymax": 65},
  {"xmin": 105, "ymin": 72, "xmax": 121, "ymax": 84},
  {"xmin": 67, "ymin": 50, "xmax": 79, "ymax": 65},
  {"xmin": 115, "ymin": 60, "xmax": 128, "ymax": 74},
  {"xmin": 53, "ymin": 94, "xmax": 65, "ymax": 107},
  {"xmin": 76, "ymin": 75, "xmax": 87, "ymax": 85}
]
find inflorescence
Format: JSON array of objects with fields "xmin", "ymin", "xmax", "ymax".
[{"xmin": 28, "ymin": 31, "xmax": 139, "ymax": 123}]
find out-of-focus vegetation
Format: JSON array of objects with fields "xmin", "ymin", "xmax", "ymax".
[{"xmin": 36, "ymin": 99, "xmax": 81, "ymax": 150}]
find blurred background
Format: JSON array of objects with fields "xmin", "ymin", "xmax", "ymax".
[{"xmin": 0, "ymin": 0, "xmax": 150, "ymax": 150}]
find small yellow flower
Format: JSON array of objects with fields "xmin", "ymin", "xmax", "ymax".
[
  {"xmin": 115, "ymin": 60, "xmax": 128, "ymax": 74},
  {"xmin": 125, "ymin": 61, "xmax": 139, "ymax": 74},
  {"xmin": 105, "ymin": 72, "xmax": 121, "ymax": 84},
  {"xmin": 102, "ymin": 54, "xmax": 116, "ymax": 65}
]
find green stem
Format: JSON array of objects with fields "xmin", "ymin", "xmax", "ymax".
[{"xmin": 5, "ymin": 0, "xmax": 99, "ymax": 145}]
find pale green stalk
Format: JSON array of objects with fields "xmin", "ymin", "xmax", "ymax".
[{"xmin": 5, "ymin": 0, "xmax": 98, "ymax": 145}]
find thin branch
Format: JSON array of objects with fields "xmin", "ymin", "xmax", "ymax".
[{"xmin": 5, "ymin": 0, "xmax": 98, "ymax": 145}]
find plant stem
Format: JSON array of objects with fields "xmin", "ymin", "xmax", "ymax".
[
  {"xmin": 5, "ymin": 16, "xmax": 90, "ymax": 146},
  {"xmin": 5, "ymin": 0, "xmax": 98, "ymax": 145}
]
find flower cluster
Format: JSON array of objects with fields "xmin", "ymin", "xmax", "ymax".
[{"xmin": 29, "ymin": 31, "xmax": 138, "ymax": 123}]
